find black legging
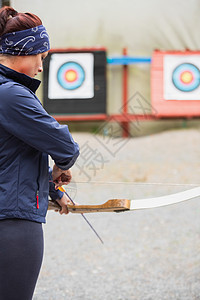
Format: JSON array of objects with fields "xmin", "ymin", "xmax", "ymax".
[{"xmin": 0, "ymin": 218, "xmax": 44, "ymax": 300}]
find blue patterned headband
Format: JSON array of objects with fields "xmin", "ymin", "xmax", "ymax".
[{"xmin": 0, "ymin": 25, "xmax": 50, "ymax": 56}]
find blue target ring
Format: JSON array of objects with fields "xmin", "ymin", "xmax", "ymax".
[
  {"xmin": 57, "ymin": 62, "xmax": 85, "ymax": 90},
  {"xmin": 172, "ymin": 63, "xmax": 200, "ymax": 92}
]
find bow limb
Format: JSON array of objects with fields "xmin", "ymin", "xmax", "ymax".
[{"xmin": 130, "ymin": 186, "xmax": 200, "ymax": 210}]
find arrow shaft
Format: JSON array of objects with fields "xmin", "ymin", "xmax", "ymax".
[
  {"xmin": 59, "ymin": 187, "xmax": 104, "ymax": 244},
  {"xmin": 80, "ymin": 213, "xmax": 104, "ymax": 244}
]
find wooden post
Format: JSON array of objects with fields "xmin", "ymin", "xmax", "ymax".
[{"xmin": 122, "ymin": 47, "xmax": 129, "ymax": 137}]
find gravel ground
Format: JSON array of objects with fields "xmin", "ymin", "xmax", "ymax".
[{"xmin": 33, "ymin": 128, "xmax": 200, "ymax": 300}]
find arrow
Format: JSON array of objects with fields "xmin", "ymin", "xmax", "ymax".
[{"xmin": 57, "ymin": 186, "xmax": 104, "ymax": 244}]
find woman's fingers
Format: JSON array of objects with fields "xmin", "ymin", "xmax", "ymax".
[
  {"xmin": 53, "ymin": 172, "xmax": 72, "ymax": 189},
  {"xmin": 59, "ymin": 205, "xmax": 69, "ymax": 215},
  {"xmin": 56, "ymin": 193, "xmax": 71, "ymax": 215},
  {"xmin": 52, "ymin": 166, "xmax": 72, "ymax": 187}
]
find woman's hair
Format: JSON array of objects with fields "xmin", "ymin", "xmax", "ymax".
[{"xmin": 0, "ymin": 6, "xmax": 42, "ymax": 36}]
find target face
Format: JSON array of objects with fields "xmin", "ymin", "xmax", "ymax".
[
  {"xmin": 164, "ymin": 55, "xmax": 200, "ymax": 100},
  {"xmin": 57, "ymin": 62, "xmax": 85, "ymax": 90},
  {"xmin": 172, "ymin": 63, "xmax": 200, "ymax": 92},
  {"xmin": 48, "ymin": 53, "xmax": 94, "ymax": 99}
]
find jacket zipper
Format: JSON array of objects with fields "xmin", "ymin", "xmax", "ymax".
[{"xmin": 36, "ymin": 191, "xmax": 39, "ymax": 209}]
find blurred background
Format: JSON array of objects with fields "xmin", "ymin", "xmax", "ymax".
[{"xmin": 1, "ymin": 1, "xmax": 200, "ymax": 299}]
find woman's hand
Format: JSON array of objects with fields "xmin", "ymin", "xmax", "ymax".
[
  {"xmin": 55, "ymin": 193, "xmax": 72, "ymax": 215},
  {"xmin": 52, "ymin": 164, "xmax": 72, "ymax": 189}
]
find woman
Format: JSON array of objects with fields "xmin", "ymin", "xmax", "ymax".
[{"xmin": 0, "ymin": 6, "xmax": 79, "ymax": 300}]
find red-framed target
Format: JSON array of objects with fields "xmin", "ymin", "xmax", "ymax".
[{"xmin": 151, "ymin": 50, "xmax": 200, "ymax": 117}]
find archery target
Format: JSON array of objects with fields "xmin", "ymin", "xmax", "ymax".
[
  {"xmin": 57, "ymin": 62, "xmax": 85, "ymax": 90},
  {"xmin": 48, "ymin": 53, "xmax": 94, "ymax": 99},
  {"xmin": 164, "ymin": 55, "xmax": 200, "ymax": 100},
  {"xmin": 172, "ymin": 63, "xmax": 200, "ymax": 92}
]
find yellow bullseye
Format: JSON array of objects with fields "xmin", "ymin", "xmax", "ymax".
[
  {"xmin": 65, "ymin": 70, "xmax": 77, "ymax": 82},
  {"xmin": 180, "ymin": 71, "xmax": 193, "ymax": 84}
]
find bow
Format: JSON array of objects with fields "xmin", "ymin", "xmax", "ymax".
[{"xmin": 48, "ymin": 186, "xmax": 200, "ymax": 213}]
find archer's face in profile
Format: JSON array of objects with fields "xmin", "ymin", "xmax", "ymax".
[
  {"xmin": 6, "ymin": 51, "xmax": 48, "ymax": 78},
  {"xmin": 17, "ymin": 51, "xmax": 48, "ymax": 78}
]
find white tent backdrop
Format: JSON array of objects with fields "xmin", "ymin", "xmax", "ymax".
[{"xmin": 11, "ymin": 0, "xmax": 200, "ymax": 53}]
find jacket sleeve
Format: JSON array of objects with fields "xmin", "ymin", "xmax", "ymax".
[
  {"xmin": 0, "ymin": 83, "xmax": 79, "ymax": 170},
  {"xmin": 48, "ymin": 167, "xmax": 64, "ymax": 200}
]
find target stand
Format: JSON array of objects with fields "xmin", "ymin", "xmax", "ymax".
[
  {"xmin": 43, "ymin": 48, "xmax": 107, "ymax": 116},
  {"xmin": 43, "ymin": 48, "xmax": 200, "ymax": 137}
]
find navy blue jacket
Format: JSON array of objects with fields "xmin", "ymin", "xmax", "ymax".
[{"xmin": 0, "ymin": 64, "xmax": 79, "ymax": 223}]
